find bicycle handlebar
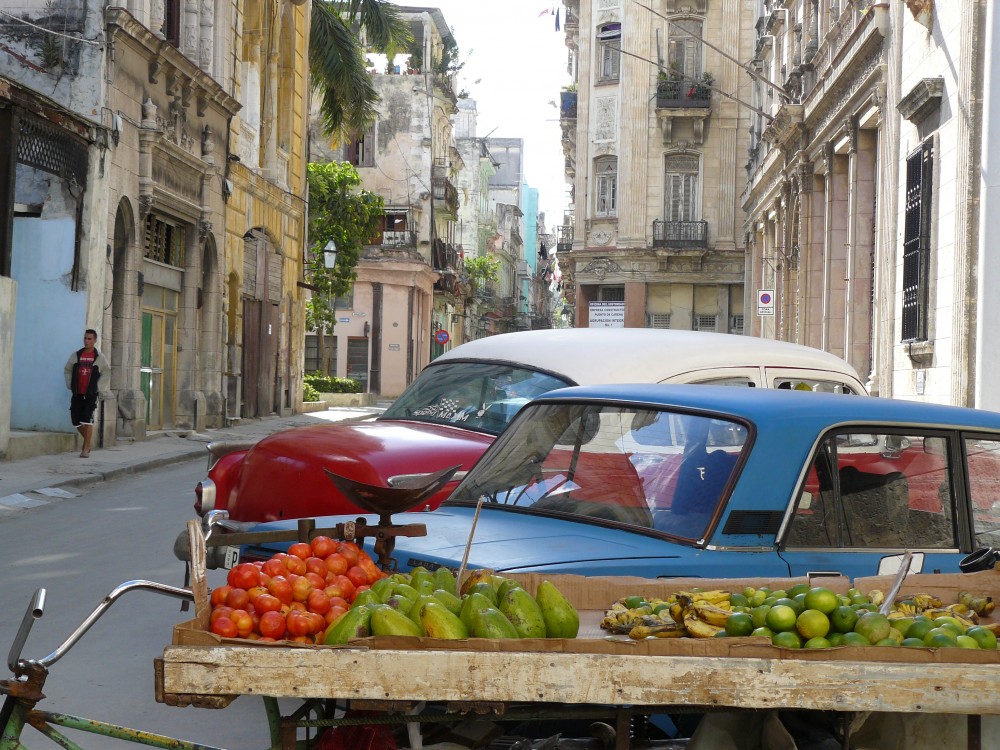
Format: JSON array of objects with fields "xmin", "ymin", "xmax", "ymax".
[{"xmin": 8, "ymin": 580, "xmax": 194, "ymax": 675}]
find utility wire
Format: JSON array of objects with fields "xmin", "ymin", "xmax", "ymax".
[{"xmin": 0, "ymin": 8, "xmax": 103, "ymax": 46}]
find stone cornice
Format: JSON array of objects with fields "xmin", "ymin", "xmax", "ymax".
[
  {"xmin": 897, "ymin": 77, "xmax": 943, "ymax": 124},
  {"xmin": 106, "ymin": 8, "xmax": 240, "ymax": 117}
]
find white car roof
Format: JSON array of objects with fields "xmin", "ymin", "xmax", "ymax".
[{"xmin": 434, "ymin": 328, "xmax": 866, "ymax": 391}]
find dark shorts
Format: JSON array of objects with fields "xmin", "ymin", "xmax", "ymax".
[{"xmin": 70, "ymin": 394, "xmax": 98, "ymax": 426}]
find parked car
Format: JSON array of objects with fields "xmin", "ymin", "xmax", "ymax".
[
  {"xmin": 196, "ymin": 329, "xmax": 867, "ymax": 524},
  {"xmin": 238, "ymin": 384, "xmax": 1000, "ymax": 579}
]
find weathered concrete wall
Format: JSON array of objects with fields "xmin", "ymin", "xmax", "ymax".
[{"xmin": 0, "ymin": 276, "xmax": 15, "ymax": 456}]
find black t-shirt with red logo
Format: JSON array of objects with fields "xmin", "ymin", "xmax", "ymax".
[{"xmin": 76, "ymin": 350, "xmax": 96, "ymax": 395}]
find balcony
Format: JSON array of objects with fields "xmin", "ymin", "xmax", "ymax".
[
  {"xmin": 556, "ymin": 224, "xmax": 573, "ymax": 253},
  {"xmin": 655, "ymin": 73, "xmax": 713, "ymax": 145},
  {"xmin": 560, "ymin": 90, "xmax": 577, "ymax": 120},
  {"xmin": 652, "ymin": 220, "xmax": 708, "ymax": 249},
  {"xmin": 432, "ymin": 161, "xmax": 459, "ymax": 216}
]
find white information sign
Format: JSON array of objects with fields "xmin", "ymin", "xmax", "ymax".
[
  {"xmin": 589, "ymin": 301, "xmax": 625, "ymax": 328},
  {"xmin": 757, "ymin": 289, "xmax": 775, "ymax": 316}
]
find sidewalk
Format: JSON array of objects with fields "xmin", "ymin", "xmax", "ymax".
[{"xmin": 0, "ymin": 406, "xmax": 385, "ymax": 513}]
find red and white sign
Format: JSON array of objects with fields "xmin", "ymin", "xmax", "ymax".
[{"xmin": 757, "ymin": 289, "xmax": 775, "ymax": 316}]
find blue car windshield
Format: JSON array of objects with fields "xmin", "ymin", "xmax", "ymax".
[
  {"xmin": 448, "ymin": 402, "xmax": 749, "ymax": 540},
  {"xmin": 380, "ymin": 362, "xmax": 571, "ymax": 435}
]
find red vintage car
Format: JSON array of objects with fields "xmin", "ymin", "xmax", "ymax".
[{"xmin": 194, "ymin": 328, "xmax": 867, "ymax": 523}]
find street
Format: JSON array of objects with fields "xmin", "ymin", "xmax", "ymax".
[{"xmin": 0, "ymin": 460, "xmax": 279, "ymax": 749}]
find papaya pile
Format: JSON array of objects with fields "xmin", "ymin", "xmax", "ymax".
[
  {"xmin": 602, "ymin": 583, "xmax": 1000, "ymax": 651},
  {"xmin": 324, "ymin": 566, "xmax": 580, "ymax": 644}
]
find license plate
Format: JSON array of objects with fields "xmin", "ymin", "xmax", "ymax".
[{"xmin": 223, "ymin": 546, "xmax": 240, "ymax": 569}]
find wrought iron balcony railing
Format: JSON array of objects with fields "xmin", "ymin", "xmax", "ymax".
[{"xmin": 652, "ymin": 219, "xmax": 708, "ymax": 248}]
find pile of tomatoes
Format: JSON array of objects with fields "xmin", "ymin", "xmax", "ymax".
[{"xmin": 207, "ymin": 536, "xmax": 386, "ymax": 643}]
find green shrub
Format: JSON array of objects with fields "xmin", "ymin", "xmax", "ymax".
[
  {"xmin": 304, "ymin": 373, "xmax": 363, "ymax": 394},
  {"xmin": 303, "ymin": 381, "xmax": 321, "ymax": 402}
]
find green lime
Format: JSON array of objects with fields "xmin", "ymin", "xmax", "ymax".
[
  {"xmin": 796, "ymin": 609, "xmax": 831, "ymax": 640},
  {"xmin": 901, "ymin": 637, "xmax": 927, "ymax": 648},
  {"xmin": 965, "ymin": 626, "xmax": 998, "ymax": 650},
  {"xmin": 854, "ymin": 612, "xmax": 891, "ymax": 644},
  {"xmin": 830, "ymin": 606, "xmax": 859, "ymax": 634},
  {"xmin": 724, "ymin": 612, "xmax": 755, "ymax": 637},
  {"xmin": 956, "ymin": 635, "xmax": 980, "ymax": 649},
  {"xmin": 751, "ymin": 605, "xmax": 772, "ymax": 629},
  {"xmin": 827, "ymin": 632, "xmax": 847, "ymax": 647},
  {"xmin": 803, "ymin": 636, "xmax": 831, "ymax": 649},
  {"xmin": 889, "ymin": 616, "xmax": 915, "ymax": 635},
  {"xmin": 771, "ymin": 630, "xmax": 803, "ymax": 649},
  {"xmin": 749, "ymin": 590, "xmax": 768, "ymax": 607},
  {"xmin": 729, "ymin": 593, "xmax": 749, "ymax": 608},
  {"xmin": 934, "ymin": 617, "xmax": 967, "ymax": 634},
  {"xmin": 803, "ymin": 587, "xmax": 840, "ymax": 615},
  {"xmin": 652, "ymin": 603, "xmax": 672, "ymax": 615},
  {"xmin": 770, "ymin": 590, "xmax": 787, "ymax": 600},
  {"xmin": 850, "ymin": 594, "xmax": 870, "ymax": 605},
  {"xmin": 841, "ymin": 632, "xmax": 871, "ymax": 646},
  {"xmin": 713, "ymin": 630, "xmax": 730, "ymax": 638},
  {"xmin": 923, "ymin": 629, "xmax": 959, "ymax": 648},
  {"xmin": 623, "ymin": 596, "xmax": 647, "ymax": 609},
  {"xmin": 765, "ymin": 605, "xmax": 799, "ymax": 633},
  {"xmin": 774, "ymin": 597, "xmax": 804, "ymax": 615},
  {"xmin": 875, "ymin": 638, "xmax": 899, "ymax": 647},
  {"xmin": 786, "ymin": 583, "xmax": 812, "ymax": 599},
  {"xmin": 751, "ymin": 626, "xmax": 774, "ymax": 638},
  {"xmin": 905, "ymin": 618, "xmax": 936, "ymax": 641}
]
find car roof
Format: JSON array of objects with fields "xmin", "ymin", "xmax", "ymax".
[
  {"xmin": 532, "ymin": 383, "xmax": 1000, "ymax": 431},
  {"xmin": 432, "ymin": 329, "xmax": 864, "ymax": 386}
]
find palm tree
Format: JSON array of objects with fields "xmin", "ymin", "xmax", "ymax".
[{"xmin": 310, "ymin": 0, "xmax": 412, "ymax": 139}]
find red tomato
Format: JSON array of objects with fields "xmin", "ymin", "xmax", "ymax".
[
  {"xmin": 288, "ymin": 542, "xmax": 312, "ymax": 560},
  {"xmin": 307, "ymin": 589, "xmax": 331, "ymax": 615},
  {"xmin": 329, "ymin": 596, "xmax": 349, "ymax": 611},
  {"xmin": 258, "ymin": 611, "xmax": 286, "ymax": 640},
  {"xmin": 336, "ymin": 542, "xmax": 360, "ymax": 567},
  {"xmin": 324, "ymin": 554, "xmax": 349, "ymax": 576},
  {"xmin": 285, "ymin": 556, "xmax": 307, "ymax": 576},
  {"xmin": 262, "ymin": 558, "xmax": 287, "ymax": 578},
  {"xmin": 267, "ymin": 576, "xmax": 293, "ymax": 604},
  {"xmin": 346, "ymin": 565, "xmax": 370, "ymax": 588},
  {"xmin": 225, "ymin": 587, "xmax": 250, "ymax": 611},
  {"xmin": 285, "ymin": 611, "xmax": 312, "ymax": 638},
  {"xmin": 254, "ymin": 594, "xmax": 282, "ymax": 614},
  {"xmin": 325, "ymin": 606, "xmax": 347, "ymax": 625},
  {"xmin": 210, "ymin": 606, "xmax": 233, "ymax": 624},
  {"xmin": 311, "ymin": 535, "xmax": 337, "ymax": 559},
  {"xmin": 210, "ymin": 585, "xmax": 233, "ymax": 607},
  {"xmin": 210, "ymin": 616, "xmax": 238, "ymax": 638},
  {"xmin": 246, "ymin": 585, "xmax": 269, "ymax": 603},
  {"xmin": 230, "ymin": 609, "xmax": 254, "ymax": 638},
  {"xmin": 304, "ymin": 572, "xmax": 326, "ymax": 589},
  {"xmin": 333, "ymin": 575, "xmax": 356, "ymax": 602},
  {"xmin": 227, "ymin": 562, "xmax": 261, "ymax": 590},
  {"xmin": 291, "ymin": 576, "xmax": 314, "ymax": 603},
  {"xmin": 305, "ymin": 557, "xmax": 327, "ymax": 577}
]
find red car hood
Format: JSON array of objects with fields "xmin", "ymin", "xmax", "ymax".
[{"xmin": 226, "ymin": 419, "xmax": 494, "ymax": 522}]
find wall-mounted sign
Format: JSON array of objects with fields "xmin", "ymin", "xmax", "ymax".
[
  {"xmin": 388, "ymin": 343, "xmax": 401, "ymax": 351},
  {"xmin": 588, "ymin": 301, "xmax": 625, "ymax": 328},
  {"xmin": 435, "ymin": 329, "xmax": 450, "ymax": 345},
  {"xmin": 353, "ymin": 311, "xmax": 366, "ymax": 317},
  {"xmin": 338, "ymin": 317, "xmax": 351, "ymax": 323},
  {"xmin": 757, "ymin": 289, "xmax": 775, "ymax": 316}
]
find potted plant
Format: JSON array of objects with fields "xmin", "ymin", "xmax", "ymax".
[
  {"xmin": 656, "ymin": 66, "xmax": 684, "ymax": 102},
  {"xmin": 692, "ymin": 72, "xmax": 714, "ymax": 102}
]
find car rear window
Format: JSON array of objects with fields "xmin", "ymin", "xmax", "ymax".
[
  {"xmin": 449, "ymin": 402, "xmax": 748, "ymax": 540},
  {"xmin": 380, "ymin": 362, "xmax": 571, "ymax": 434}
]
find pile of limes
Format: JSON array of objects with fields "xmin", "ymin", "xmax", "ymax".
[{"xmin": 718, "ymin": 585, "xmax": 998, "ymax": 650}]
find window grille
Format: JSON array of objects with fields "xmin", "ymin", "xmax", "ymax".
[
  {"xmin": 902, "ymin": 140, "xmax": 933, "ymax": 342},
  {"xmin": 695, "ymin": 314, "xmax": 717, "ymax": 332},
  {"xmin": 600, "ymin": 286, "xmax": 625, "ymax": 301},
  {"xmin": 730, "ymin": 314, "xmax": 744, "ymax": 335},
  {"xmin": 144, "ymin": 215, "xmax": 186, "ymax": 267},
  {"xmin": 647, "ymin": 313, "xmax": 671, "ymax": 329}
]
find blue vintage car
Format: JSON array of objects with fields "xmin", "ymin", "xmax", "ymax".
[{"xmin": 237, "ymin": 385, "xmax": 1000, "ymax": 580}]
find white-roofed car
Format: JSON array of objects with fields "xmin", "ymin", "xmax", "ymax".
[{"xmin": 192, "ymin": 329, "xmax": 867, "ymax": 527}]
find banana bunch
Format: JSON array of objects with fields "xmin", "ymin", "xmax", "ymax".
[
  {"xmin": 894, "ymin": 592, "xmax": 944, "ymax": 615},
  {"xmin": 959, "ymin": 591, "xmax": 995, "ymax": 616},
  {"xmin": 601, "ymin": 590, "xmax": 733, "ymax": 639},
  {"xmin": 919, "ymin": 606, "xmax": 979, "ymax": 629},
  {"xmin": 867, "ymin": 589, "xmax": 885, "ymax": 607}
]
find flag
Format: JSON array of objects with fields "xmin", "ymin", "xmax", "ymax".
[
  {"xmin": 538, "ymin": 7, "xmax": 551, "ymax": 16},
  {"xmin": 555, "ymin": 8, "xmax": 560, "ymax": 31}
]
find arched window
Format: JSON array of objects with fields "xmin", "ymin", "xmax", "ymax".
[
  {"xmin": 595, "ymin": 157, "xmax": 618, "ymax": 217},
  {"xmin": 664, "ymin": 154, "xmax": 700, "ymax": 221}
]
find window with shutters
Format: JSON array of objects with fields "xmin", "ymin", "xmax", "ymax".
[
  {"xmin": 647, "ymin": 313, "xmax": 671, "ymax": 329},
  {"xmin": 144, "ymin": 215, "xmax": 186, "ymax": 267},
  {"xmin": 664, "ymin": 154, "xmax": 700, "ymax": 221},
  {"xmin": 163, "ymin": 0, "xmax": 181, "ymax": 47},
  {"xmin": 902, "ymin": 140, "xmax": 933, "ymax": 342},
  {"xmin": 729, "ymin": 314, "xmax": 744, "ymax": 335},
  {"xmin": 668, "ymin": 19, "xmax": 702, "ymax": 82},
  {"xmin": 598, "ymin": 23, "xmax": 621, "ymax": 83},
  {"xmin": 595, "ymin": 157, "xmax": 618, "ymax": 217},
  {"xmin": 345, "ymin": 125, "xmax": 375, "ymax": 167}
]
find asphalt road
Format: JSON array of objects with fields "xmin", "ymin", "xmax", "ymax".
[{"xmin": 0, "ymin": 460, "xmax": 286, "ymax": 749}]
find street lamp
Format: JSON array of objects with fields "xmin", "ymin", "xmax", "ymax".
[{"xmin": 323, "ymin": 239, "xmax": 338, "ymax": 269}]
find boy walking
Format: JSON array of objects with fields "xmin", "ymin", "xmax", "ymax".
[{"xmin": 65, "ymin": 329, "xmax": 111, "ymax": 457}]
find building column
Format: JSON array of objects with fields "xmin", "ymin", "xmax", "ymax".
[
  {"xmin": 804, "ymin": 163, "xmax": 825, "ymax": 350},
  {"xmin": 846, "ymin": 125, "xmax": 876, "ymax": 380},
  {"xmin": 625, "ymin": 281, "xmax": 646, "ymax": 328}
]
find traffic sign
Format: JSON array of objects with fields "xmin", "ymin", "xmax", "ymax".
[
  {"xmin": 757, "ymin": 289, "xmax": 775, "ymax": 316},
  {"xmin": 435, "ymin": 329, "xmax": 450, "ymax": 345}
]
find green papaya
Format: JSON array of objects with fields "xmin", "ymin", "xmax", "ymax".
[
  {"xmin": 386, "ymin": 594, "xmax": 414, "ymax": 615},
  {"xmin": 392, "ymin": 583, "xmax": 420, "ymax": 603},
  {"xmin": 470, "ymin": 607, "xmax": 519, "ymax": 639},
  {"xmin": 409, "ymin": 566, "xmax": 434, "ymax": 590},
  {"xmin": 535, "ymin": 580, "xmax": 580, "ymax": 638},
  {"xmin": 432, "ymin": 589, "xmax": 463, "ymax": 615},
  {"xmin": 459, "ymin": 568, "xmax": 496, "ymax": 596},
  {"xmin": 466, "ymin": 582, "xmax": 498, "ymax": 606},
  {"xmin": 352, "ymin": 589, "xmax": 381, "ymax": 609},
  {"xmin": 323, "ymin": 605, "xmax": 372, "ymax": 645},
  {"xmin": 408, "ymin": 594, "xmax": 440, "ymax": 626},
  {"xmin": 499, "ymin": 587, "xmax": 547, "ymax": 638},
  {"xmin": 413, "ymin": 579, "xmax": 437, "ymax": 596},
  {"xmin": 371, "ymin": 577, "xmax": 396, "ymax": 602},
  {"xmin": 459, "ymin": 591, "xmax": 495, "ymax": 632},
  {"xmin": 495, "ymin": 578, "xmax": 521, "ymax": 602},
  {"xmin": 371, "ymin": 605, "xmax": 425, "ymax": 637},
  {"xmin": 418, "ymin": 600, "xmax": 469, "ymax": 639},
  {"xmin": 433, "ymin": 566, "xmax": 458, "ymax": 596}
]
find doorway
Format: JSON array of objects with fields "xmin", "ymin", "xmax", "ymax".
[{"xmin": 141, "ymin": 286, "xmax": 178, "ymax": 429}]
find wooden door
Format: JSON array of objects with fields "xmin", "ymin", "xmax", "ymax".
[{"xmin": 242, "ymin": 298, "xmax": 261, "ymax": 417}]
